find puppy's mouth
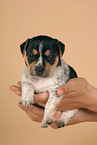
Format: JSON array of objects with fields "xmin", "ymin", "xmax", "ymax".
[
  {"xmin": 30, "ymin": 66, "xmax": 49, "ymax": 77},
  {"xmin": 35, "ymin": 70, "xmax": 44, "ymax": 76}
]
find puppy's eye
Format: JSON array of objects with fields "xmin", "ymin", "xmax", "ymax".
[
  {"xmin": 29, "ymin": 53, "xmax": 35, "ymax": 59},
  {"xmin": 48, "ymin": 54, "xmax": 53, "ymax": 59}
]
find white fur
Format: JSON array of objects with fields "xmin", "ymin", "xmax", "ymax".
[
  {"xmin": 20, "ymin": 59, "xmax": 78, "ymax": 128},
  {"xmin": 35, "ymin": 42, "xmax": 43, "ymax": 66}
]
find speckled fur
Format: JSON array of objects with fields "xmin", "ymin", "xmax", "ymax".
[{"xmin": 20, "ymin": 59, "xmax": 78, "ymax": 128}]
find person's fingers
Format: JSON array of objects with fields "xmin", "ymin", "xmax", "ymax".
[
  {"xmin": 10, "ymin": 85, "xmax": 22, "ymax": 96},
  {"xmin": 57, "ymin": 97, "xmax": 81, "ymax": 111},
  {"xmin": 57, "ymin": 78, "xmax": 78, "ymax": 96},
  {"xmin": 10, "ymin": 81, "xmax": 21, "ymax": 91},
  {"xmin": 18, "ymin": 103, "xmax": 44, "ymax": 118},
  {"xmin": 10, "ymin": 85, "xmax": 21, "ymax": 91},
  {"xmin": 67, "ymin": 108, "xmax": 94, "ymax": 125},
  {"xmin": 18, "ymin": 103, "xmax": 43, "ymax": 123},
  {"xmin": 17, "ymin": 81, "xmax": 21, "ymax": 87},
  {"xmin": 27, "ymin": 110, "xmax": 42, "ymax": 123},
  {"xmin": 28, "ymin": 105, "xmax": 44, "ymax": 118},
  {"xmin": 34, "ymin": 92, "xmax": 49, "ymax": 107},
  {"xmin": 50, "ymin": 122, "xmax": 58, "ymax": 129},
  {"xmin": 10, "ymin": 84, "xmax": 48, "ymax": 105},
  {"xmin": 15, "ymin": 90, "xmax": 22, "ymax": 96}
]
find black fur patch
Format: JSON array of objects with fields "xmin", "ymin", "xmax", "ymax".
[
  {"xmin": 20, "ymin": 35, "xmax": 65, "ymax": 68},
  {"xmin": 68, "ymin": 65, "xmax": 78, "ymax": 79}
]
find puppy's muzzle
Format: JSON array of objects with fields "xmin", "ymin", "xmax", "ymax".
[{"xmin": 35, "ymin": 65, "xmax": 45, "ymax": 76}]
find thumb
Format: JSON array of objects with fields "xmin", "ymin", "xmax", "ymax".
[{"xmin": 57, "ymin": 78, "xmax": 77, "ymax": 96}]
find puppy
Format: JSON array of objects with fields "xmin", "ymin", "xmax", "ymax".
[{"xmin": 20, "ymin": 35, "xmax": 78, "ymax": 128}]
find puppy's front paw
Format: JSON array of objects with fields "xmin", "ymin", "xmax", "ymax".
[
  {"xmin": 19, "ymin": 97, "xmax": 33, "ymax": 107},
  {"xmin": 41, "ymin": 122, "xmax": 48, "ymax": 128},
  {"xmin": 41, "ymin": 118, "xmax": 53, "ymax": 128},
  {"xmin": 54, "ymin": 120, "xmax": 65, "ymax": 128}
]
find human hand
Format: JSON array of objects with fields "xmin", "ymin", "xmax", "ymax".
[
  {"xmin": 10, "ymin": 82, "xmax": 59, "ymax": 129},
  {"xmin": 57, "ymin": 78, "xmax": 97, "ymax": 113},
  {"xmin": 10, "ymin": 78, "xmax": 97, "ymax": 129}
]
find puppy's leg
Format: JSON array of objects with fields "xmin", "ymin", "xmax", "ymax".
[
  {"xmin": 41, "ymin": 92, "xmax": 63, "ymax": 128},
  {"xmin": 20, "ymin": 82, "xmax": 34, "ymax": 107},
  {"xmin": 54, "ymin": 109, "xmax": 78, "ymax": 128}
]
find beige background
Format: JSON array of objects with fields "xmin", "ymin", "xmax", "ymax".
[{"xmin": 0, "ymin": 0, "xmax": 97, "ymax": 145}]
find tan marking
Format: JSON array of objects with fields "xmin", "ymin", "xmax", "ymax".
[
  {"xmin": 32, "ymin": 49, "xmax": 38, "ymax": 55},
  {"xmin": 44, "ymin": 50, "xmax": 51, "ymax": 56},
  {"xmin": 56, "ymin": 41, "xmax": 62, "ymax": 57},
  {"xmin": 45, "ymin": 56, "xmax": 59, "ymax": 76},
  {"xmin": 28, "ymin": 61, "xmax": 36, "ymax": 75},
  {"xmin": 24, "ymin": 55, "xmax": 29, "ymax": 66},
  {"xmin": 24, "ymin": 54, "xmax": 36, "ymax": 75}
]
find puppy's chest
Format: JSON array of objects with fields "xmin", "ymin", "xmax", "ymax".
[
  {"xmin": 32, "ymin": 77, "xmax": 56, "ymax": 93},
  {"xmin": 27, "ymin": 72, "xmax": 68, "ymax": 94}
]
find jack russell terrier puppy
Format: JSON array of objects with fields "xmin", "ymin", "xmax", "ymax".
[{"xmin": 20, "ymin": 35, "xmax": 78, "ymax": 128}]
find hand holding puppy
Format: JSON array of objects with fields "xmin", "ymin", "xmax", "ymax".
[
  {"xmin": 57, "ymin": 78, "xmax": 97, "ymax": 113},
  {"xmin": 10, "ymin": 78, "xmax": 97, "ymax": 129}
]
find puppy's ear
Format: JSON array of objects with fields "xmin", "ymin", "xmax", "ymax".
[
  {"xmin": 55, "ymin": 39, "xmax": 65, "ymax": 57},
  {"xmin": 20, "ymin": 39, "xmax": 29, "ymax": 56}
]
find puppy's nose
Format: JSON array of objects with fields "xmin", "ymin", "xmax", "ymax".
[{"xmin": 35, "ymin": 66, "xmax": 44, "ymax": 76}]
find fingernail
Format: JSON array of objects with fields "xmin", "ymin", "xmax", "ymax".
[{"xmin": 58, "ymin": 88, "xmax": 64, "ymax": 96}]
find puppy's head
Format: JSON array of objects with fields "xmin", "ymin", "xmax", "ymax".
[{"xmin": 20, "ymin": 35, "xmax": 65, "ymax": 77}]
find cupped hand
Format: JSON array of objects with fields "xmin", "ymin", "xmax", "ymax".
[
  {"xmin": 10, "ymin": 78, "xmax": 97, "ymax": 129},
  {"xmin": 57, "ymin": 78, "xmax": 97, "ymax": 113}
]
